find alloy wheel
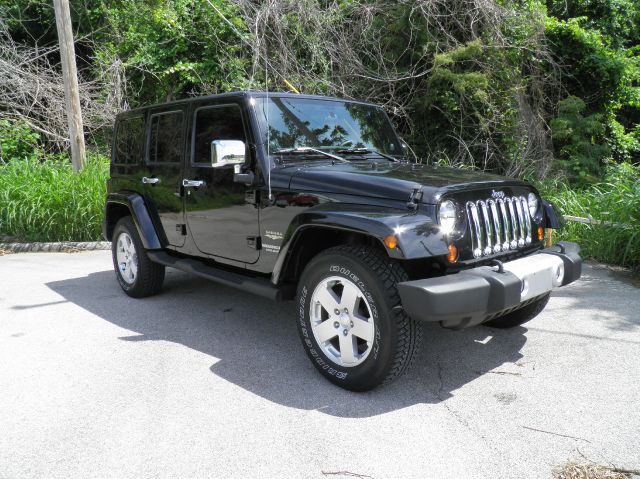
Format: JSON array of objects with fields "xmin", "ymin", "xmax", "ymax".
[{"xmin": 309, "ymin": 275, "xmax": 375, "ymax": 367}]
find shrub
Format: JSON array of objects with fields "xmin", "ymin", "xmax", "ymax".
[
  {"xmin": 0, "ymin": 154, "xmax": 109, "ymax": 242},
  {"xmin": 550, "ymin": 96, "xmax": 611, "ymax": 182},
  {"xmin": 0, "ymin": 120, "xmax": 41, "ymax": 163}
]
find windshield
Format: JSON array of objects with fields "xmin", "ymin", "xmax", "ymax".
[{"xmin": 254, "ymin": 97, "xmax": 404, "ymax": 159}]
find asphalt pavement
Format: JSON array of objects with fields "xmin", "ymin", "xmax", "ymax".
[{"xmin": 1, "ymin": 251, "xmax": 639, "ymax": 479}]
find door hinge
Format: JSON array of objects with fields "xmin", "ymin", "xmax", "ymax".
[
  {"xmin": 247, "ymin": 236, "xmax": 262, "ymax": 250},
  {"xmin": 176, "ymin": 224, "xmax": 187, "ymax": 235}
]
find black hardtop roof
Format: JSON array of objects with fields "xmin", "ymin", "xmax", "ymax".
[{"xmin": 116, "ymin": 91, "xmax": 380, "ymax": 119}]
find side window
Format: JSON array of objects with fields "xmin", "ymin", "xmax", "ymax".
[
  {"xmin": 193, "ymin": 105, "xmax": 246, "ymax": 167},
  {"xmin": 148, "ymin": 111, "xmax": 184, "ymax": 164},
  {"xmin": 114, "ymin": 115, "xmax": 144, "ymax": 165}
]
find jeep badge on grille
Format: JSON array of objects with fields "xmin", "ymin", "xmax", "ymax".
[{"xmin": 491, "ymin": 190, "xmax": 505, "ymax": 199}]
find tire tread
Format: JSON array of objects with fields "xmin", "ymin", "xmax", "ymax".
[
  {"xmin": 320, "ymin": 245, "xmax": 422, "ymax": 385},
  {"xmin": 112, "ymin": 216, "xmax": 165, "ymax": 298}
]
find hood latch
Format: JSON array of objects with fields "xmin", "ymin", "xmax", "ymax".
[{"xmin": 407, "ymin": 187, "xmax": 423, "ymax": 211}]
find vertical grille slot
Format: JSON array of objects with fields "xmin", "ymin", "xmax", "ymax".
[
  {"xmin": 519, "ymin": 196, "xmax": 532, "ymax": 244},
  {"xmin": 507, "ymin": 198, "xmax": 519, "ymax": 250},
  {"xmin": 466, "ymin": 201, "xmax": 483, "ymax": 258},
  {"xmin": 514, "ymin": 198, "xmax": 526, "ymax": 247},
  {"xmin": 478, "ymin": 201, "xmax": 493, "ymax": 256},
  {"xmin": 487, "ymin": 200, "xmax": 502, "ymax": 253},
  {"xmin": 498, "ymin": 198, "xmax": 510, "ymax": 250},
  {"xmin": 466, "ymin": 195, "xmax": 533, "ymax": 258}
]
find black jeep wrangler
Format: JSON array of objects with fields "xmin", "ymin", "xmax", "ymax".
[{"xmin": 103, "ymin": 92, "xmax": 582, "ymax": 391}]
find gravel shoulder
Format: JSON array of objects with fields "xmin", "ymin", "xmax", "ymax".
[{"xmin": 1, "ymin": 251, "xmax": 638, "ymax": 478}]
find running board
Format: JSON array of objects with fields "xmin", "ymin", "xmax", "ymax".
[{"xmin": 147, "ymin": 251, "xmax": 286, "ymax": 301}]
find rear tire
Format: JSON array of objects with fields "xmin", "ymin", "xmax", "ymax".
[
  {"xmin": 112, "ymin": 216, "xmax": 165, "ymax": 298},
  {"xmin": 296, "ymin": 245, "xmax": 421, "ymax": 391},
  {"xmin": 484, "ymin": 293, "xmax": 550, "ymax": 328}
]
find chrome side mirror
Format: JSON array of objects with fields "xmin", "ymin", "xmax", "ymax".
[{"xmin": 211, "ymin": 139, "xmax": 246, "ymax": 167}]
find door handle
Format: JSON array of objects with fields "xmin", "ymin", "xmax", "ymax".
[
  {"xmin": 182, "ymin": 179, "xmax": 205, "ymax": 188},
  {"xmin": 142, "ymin": 176, "xmax": 160, "ymax": 185}
]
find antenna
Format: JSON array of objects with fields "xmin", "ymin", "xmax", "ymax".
[
  {"xmin": 265, "ymin": 55, "xmax": 272, "ymax": 201},
  {"xmin": 283, "ymin": 79, "xmax": 300, "ymax": 94}
]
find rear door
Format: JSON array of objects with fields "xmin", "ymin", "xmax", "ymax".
[
  {"xmin": 143, "ymin": 107, "xmax": 187, "ymax": 248},
  {"xmin": 183, "ymin": 101, "xmax": 260, "ymax": 263}
]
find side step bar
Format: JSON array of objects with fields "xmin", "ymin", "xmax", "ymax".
[{"xmin": 147, "ymin": 251, "xmax": 288, "ymax": 301}]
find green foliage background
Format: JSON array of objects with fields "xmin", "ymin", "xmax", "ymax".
[
  {"xmin": 0, "ymin": 0, "xmax": 638, "ymax": 268},
  {"xmin": 2, "ymin": 0, "xmax": 638, "ymax": 176}
]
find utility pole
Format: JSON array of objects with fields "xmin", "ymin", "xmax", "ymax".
[{"xmin": 53, "ymin": 0, "xmax": 86, "ymax": 171}]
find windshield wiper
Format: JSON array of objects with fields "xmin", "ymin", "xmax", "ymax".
[
  {"xmin": 273, "ymin": 147, "xmax": 348, "ymax": 163},
  {"xmin": 336, "ymin": 148, "xmax": 400, "ymax": 162}
]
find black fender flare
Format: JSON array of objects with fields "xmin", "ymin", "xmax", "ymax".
[
  {"xmin": 103, "ymin": 192, "xmax": 162, "ymax": 250},
  {"xmin": 271, "ymin": 204, "xmax": 448, "ymax": 284},
  {"xmin": 542, "ymin": 200, "xmax": 565, "ymax": 229}
]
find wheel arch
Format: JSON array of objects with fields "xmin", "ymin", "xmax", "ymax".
[
  {"xmin": 104, "ymin": 193, "xmax": 163, "ymax": 250},
  {"xmin": 542, "ymin": 199, "xmax": 564, "ymax": 229},
  {"xmin": 273, "ymin": 225, "xmax": 398, "ymax": 295},
  {"xmin": 271, "ymin": 205, "xmax": 448, "ymax": 288}
]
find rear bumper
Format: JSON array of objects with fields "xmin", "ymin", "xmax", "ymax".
[{"xmin": 397, "ymin": 242, "xmax": 582, "ymax": 329}]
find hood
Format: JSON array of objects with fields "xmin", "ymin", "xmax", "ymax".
[{"xmin": 273, "ymin": 161, "xmax": 530, "ymax": 204}]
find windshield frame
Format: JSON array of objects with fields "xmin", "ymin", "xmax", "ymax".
[{"xmin": 249, "ymin": 94, "xmax": 406, "ymax": 165}]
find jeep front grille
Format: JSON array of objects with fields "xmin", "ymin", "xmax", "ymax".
[{"xmin": 466, "ymin": 196, "xmax": 532, "ymax": 258}]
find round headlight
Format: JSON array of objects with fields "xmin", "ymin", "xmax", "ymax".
[
  {"xmin": 438, "ymin": 200, "xmax": 457, "ymax": 234},
  {"xmin": 527, "ymin": 193, "xmax": 540, "ymax": 219}
]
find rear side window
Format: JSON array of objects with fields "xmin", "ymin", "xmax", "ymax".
[
  {"xmin": 113, "ymin": 115, "xmax": 144, "ymax": 165},
  {"xmin": 148, "ymin": 111, "xmax": 184, "ymax": 164},
  {"xmin": 192, "ymin": 105, "xmax": 246, "ymax": 166}
]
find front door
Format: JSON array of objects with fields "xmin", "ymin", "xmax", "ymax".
[
  {"xmin": 143, "ymin": 108, "xmax": 187, "ymax": 247},
  {"xmin": 184, "ymin": 102, "xmax": 260, "ymax": 263}
]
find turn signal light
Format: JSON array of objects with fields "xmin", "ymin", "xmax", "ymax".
[
  {"xmin": 384, "ymin": 234, "xmax": 398, "ymax": 249},
  {"xmin": 447, "ymin": 244, "xmax": 458, "ymax": 263},
  {"xmin": 537, "ymin": 226, "xmax": 544, "ymax": 241}
]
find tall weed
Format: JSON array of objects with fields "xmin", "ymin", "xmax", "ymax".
[
  {"xmin": 537, "ymin": 162, "xmax": 640, "ymax": 270},
  {"xmin": 0, "ymin": 155, "xmax": 109, "ymax": 242}
]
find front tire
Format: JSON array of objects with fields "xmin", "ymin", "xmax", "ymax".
[
  {"xmin": 112, "ymin": 216, "xmax": 165, "ymax": 298},
  {"xmin": 296, "ymin": 245, "xmax": 421, "ymax": 391},
  {"xmin": 484, "ymin": 293, "xmax": 550, "ymax": 328}
]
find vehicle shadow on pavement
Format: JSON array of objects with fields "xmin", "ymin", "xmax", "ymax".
[
  {"xmin": 47, "ymin": 268, "xmax": 528, "ymax": 418},
  {"xmin": 542, "ymin": 264, "xmax": 639, "ymax": 332}
]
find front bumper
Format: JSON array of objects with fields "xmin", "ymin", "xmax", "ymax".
[{"xmin": 397, "ymin": 242, "xmax": 582, "ymax": 329}]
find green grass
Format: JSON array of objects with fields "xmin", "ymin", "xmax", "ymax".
[
  {"xmin": 0, "ymin": 154, "xmax": 109, "ymax": 242},
  {"xmin": 536, "ymin": 162, "xmax": 640, "ymax": 271}
]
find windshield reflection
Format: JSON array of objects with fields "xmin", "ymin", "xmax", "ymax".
[{"xmin": 254, "ymin": 97, "xmax": 403, "ymax": 159}]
